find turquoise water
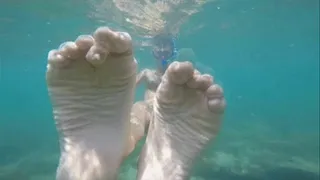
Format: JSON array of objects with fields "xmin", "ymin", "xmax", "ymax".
[{"xmin": 0, "ymin": 0, "xmax": 319, "ymax": 179}]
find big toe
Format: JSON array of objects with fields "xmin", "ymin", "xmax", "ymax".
[
  {"xmin": 166, "ymin": 61, "xmax": 194, "ymax": 85},
  {"xmin": 93, "ymin": 27, "xmax": 132, "ymax": 54},
  {"xmin": 85, "ymin": 27, "xmax": 133, "ymax": 67}
]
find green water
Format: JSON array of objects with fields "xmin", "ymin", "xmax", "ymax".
[{"xmin": 0, "ymin": 0, "xmax": 319, "ymax": 179}]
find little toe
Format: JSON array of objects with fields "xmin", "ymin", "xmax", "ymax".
[{"xmin": 206, "ymin": 84, "xmax": 226, "ymax": 113}]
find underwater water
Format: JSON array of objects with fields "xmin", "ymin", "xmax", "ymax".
[{"xmin": 0, "ymin": 0, "xmax": 319, "ymax": 179}]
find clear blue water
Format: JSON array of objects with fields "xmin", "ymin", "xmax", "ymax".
[{"xmin": 0, "ymin": 0, "xmax": 319, "ymax": 179}]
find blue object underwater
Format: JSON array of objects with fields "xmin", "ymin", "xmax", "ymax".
[{"xmin": 152, "ymin": 34, "xmax": 178, "ymax": 70}]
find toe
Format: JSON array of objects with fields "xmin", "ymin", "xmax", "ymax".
[
  {"xmin": 58, "ymin": 41, "xmax": 80, "ymax": 60},
  {"xmin": 208, "ymin": 98, "xmax": 226, "ymax": 113},
  {"xmin": 93, "ymin": 27, "xmax": 114, "ymax": 48},
  {"xmin": 75, "ymin": 35, "xmax": 94, "ymax": 51},
  {"xmin": 186, "ymin": 74, "xmax": 201, "ymax": 88},
  {"xmin": 86, "ymin": 45, "xmax": 108, "ymax": 67},
  {"xmin": 167, "ymin": 61, "xmax": 194, "ymax": 85},
  {"xmin": 93, "ymin": 27, "xmax": 132, "ymax": 54},
  {"xmin": 47, "ymin": 49, "xmax": 71, "ymax": 68},
  {"xmin": 47, "ymin": 37, "xmax": 94, "ymax": 69},
  {"xmin": 206, "ymin": 84, "xmax": 226, "ymax": 113},
  {"xmin": 85, "ymin": 27, "xmax": 133, "ymax": 67},
  {"xmin": 187, "ymin": 74, "xmax": 213, "ymax": 90},
  {"xmin": 206, "ymin": 84, "xmax": 224, "ymax": 99},
  {"xmin": 199, "ymin": 74, "xmax": 214, "ymax": 90}
]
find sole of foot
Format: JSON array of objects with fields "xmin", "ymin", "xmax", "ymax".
[
  {"xmin": 46, "ymin": 27, "xmax": 136, "ymax": 180},
  {"xmin": 137, "ymin": 61, "xmax": 226, "ymax": 180}
]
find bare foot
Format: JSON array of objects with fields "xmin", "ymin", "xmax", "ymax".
[
  {"xmin": 137, "ymin": 61, "xmax": 226, "ymax": 180},
  {"xmin": 46, "ymin": 27, "xmax": 136, "ymax": 180}
]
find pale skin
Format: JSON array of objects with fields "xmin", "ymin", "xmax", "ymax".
[
  {"xmin": 129, "ymin": 33, "xmax": 175, "ymax": 145},
  {"xmin": 46, "ymin": 26, "xmax": 225, "ymax": 180},
  {"xmin": 127, "ymin": 68, "xmax": 163, "ymax": 150}
]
